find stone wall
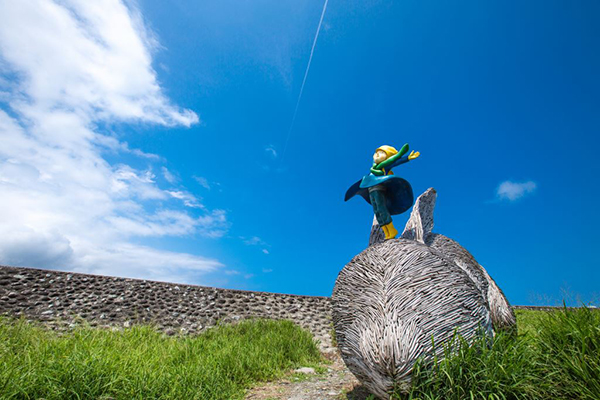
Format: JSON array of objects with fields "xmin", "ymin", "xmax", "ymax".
[
  {"xmin": 1, "ymin": 265, "xmax": 592, "ymax": 354},
  {"xmin": 0, "ymin": 265, "xmax": 334, "ymax": 351}
]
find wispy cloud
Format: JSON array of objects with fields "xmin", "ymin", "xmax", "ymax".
[
  {"xmin": 167, "ymin": 190, "xmax": 203, "ymax": 209},
  {"xmin": 265, "ymin": 145, "xmax": 278, "ymax": 158},
  {"xmin": 496, "ymin": 180, "xmax": 537, "ymax": 201},
  {"xmin": 193, "ymin": 176, "xmax": 211, "ymax": 190},
  {"xmin": 240, "ymin": 236, "xmax": 271, "ymax": 255},
  {"xmin": 242, "ymin": 236, "xmax": 267, "ymax": 246},
  {"xmin": 94, "ymin": 135, "xmax": 161, "ymax": 160},
  {"xmin": 260, "ymin": 145, "xmax": 286, "ymax": 173},
  {"xmin": 197, "ymin": 210, "xmax": 229, "ymax": 238},
  {"xmin": 162, "ymin": 167, "xmax": 177, "ymax": 184},
  {"xmin": 0, "ymin": 0, "xmax": 226, "ymax": 283}
]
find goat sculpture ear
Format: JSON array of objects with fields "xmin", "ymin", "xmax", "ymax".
[
  {"xmin": 400, "ymin": 187, "xmax": 437, "ymax": 244},
  {"xmin": 368, "ymin": 187, "xmax": 437, "ymax": 246}
]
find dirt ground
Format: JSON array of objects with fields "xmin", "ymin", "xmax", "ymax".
[{"xmin": 244, "ymin": 350, "xmax": 374, "ymax": 400}]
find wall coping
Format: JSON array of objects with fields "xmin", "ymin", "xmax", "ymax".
[{"xmin": 0, "ymin": 265, "xmax": 330, "ymax": 300}]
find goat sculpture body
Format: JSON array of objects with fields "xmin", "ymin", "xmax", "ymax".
[{"xmin": 332, "ymin": 188, "xmax": 516, "ymax": 398}]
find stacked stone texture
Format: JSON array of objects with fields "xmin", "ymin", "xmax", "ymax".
[
  {"xmin": 0, "ymin": 264, "xmax": 584, "ymax": 360},
  {"xmin": 0, "ymin": 265, "xmax": 334, "ymax": 351}
]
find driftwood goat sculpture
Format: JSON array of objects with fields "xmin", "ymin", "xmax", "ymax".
[{"xmin": 332, "ymin": 188, "xmax": 516, "ymax": 398}]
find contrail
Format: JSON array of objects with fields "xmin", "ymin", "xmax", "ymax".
[{"xmin": 281, "ymin": 0, "xmax": 329, "ymax": 161}]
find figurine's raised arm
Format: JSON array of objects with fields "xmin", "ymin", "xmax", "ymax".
[
  {"xmin": 376, "ymin": 143, "xmax": 422, "ymax": 172},
  {"xmin": 384, "ymin": 148, "xmax": 420, "ymax": 170},
  {"xmin": 376, "ymin": 143, "xmax": 408, "ymax": 170}
]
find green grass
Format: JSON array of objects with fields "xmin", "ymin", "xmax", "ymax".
[
  {"xmin": 513, "ymin": 309, "xmax": 548, "ymax": 337},
  {"xmin": 397, "ymin": 306, "xmax": 600, "ymax": 400},
  {"xmin": 0, "ymin": 316, "xmax": 323, "ymax": 400},
  {"xmin": 2, "ymin": 307, "xmax": 598, "ymax": 400}
]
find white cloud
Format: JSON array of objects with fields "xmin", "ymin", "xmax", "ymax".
[
  {"xmin": 0, "ymin": 0, "xmax": 226, "ymax": 283},
  {"xmin": 262, "ymin": 268, "xmax": 273, "ymax": 273},
  {"xmin": 496, "ymin": 180, "xmax": 537, "ymax": 201},
  {"xmin": 0, "ymin": 0, "xmax": 198, "ymax": 126},
  {"xmin": 0, "ymin": 227, "xmax": 75, "ymax": 270},
  {"xmin": 78, "ymin": 243, "xmax": 222, "ymax": 283},
  {"xmin": 265, "ymin": 144, "xmax": 278, "ymax": 158},
  {"xmin": 113, "ymin": 165, "xmax": 167, "ymax": 201},
  {"xmin": 193, "ymin": 176, "xmax": 211, "ymax": 190},
  {"xmin": 162, "ymin": 167, "xmax": 177, "ymax": 184},
  {"xmin": 243, "ymin": 236, "xmax": 266, "ymax": 246},
  {"xmin": 240, "ymin": 236, "xmax": 271, "ymax": 254},
  {"xmin": 197, "ymin": 210, "xmax": 229, "ymax": 238},
  {"xmin": 94, "ymin": 134, "xmax": 161, "ymax": 160},
  {"xmin": 167, "ymin": 190, "xmax": 203, "ymax": 209}
]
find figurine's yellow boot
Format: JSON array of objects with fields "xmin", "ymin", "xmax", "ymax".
[{"xmin": 382, "ymin": 222, "xmax": 398, "ymax": 240}]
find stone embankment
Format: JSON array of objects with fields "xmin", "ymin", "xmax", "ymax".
[
  {"xmin": 0, "ymin": 265, "xmax": 334, "ymax": 352},
  {"xmin": 0, "ymin": 265, "xmax": 588, "ymax": 355}
]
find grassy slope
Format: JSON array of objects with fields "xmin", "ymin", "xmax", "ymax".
[
  {"xmin": 2, "ymin": 308, "xmax": 598, "ymax": 400},
  {"xmin": 402, "ymin": 307, "xmax": 600, "ymax": 400},
  {"xmin": 0, "ymin": 317, "xmax": 323, "ymax": 400}
]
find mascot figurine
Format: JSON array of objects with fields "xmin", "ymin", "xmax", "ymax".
[{"xmin": 345, "ymin": 144, "xmax": 420, "ymax": 240}]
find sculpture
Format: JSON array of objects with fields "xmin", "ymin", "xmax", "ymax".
[
  {"xmin": 332, "ymin": 188, "xmax": 516, "ymax": 399},
  {"xmin": 345, "ymin": 144, "xmax": 420, "ymax": 240}
]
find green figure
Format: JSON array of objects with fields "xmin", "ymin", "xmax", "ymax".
[{"xmin": 345, "ymin": 144, "xmax": 420, "ymax": 239}]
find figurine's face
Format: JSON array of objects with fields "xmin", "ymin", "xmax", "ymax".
[{"xmin": 373, "ymin": 150, "xmax": 388, "ymax": 164}]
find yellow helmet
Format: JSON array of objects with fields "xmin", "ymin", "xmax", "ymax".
[{"xmin": 375, "ymin": 145, "xmax": 398, "ymax": 158}]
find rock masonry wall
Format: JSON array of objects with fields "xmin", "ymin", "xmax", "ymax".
[
  {"xmin": 0, "ymin": 265, "xmax": 334, "ymax": 351},
  {"xmin": 0, "ymin": 265, "xmax": 586, "ymax": 354}
]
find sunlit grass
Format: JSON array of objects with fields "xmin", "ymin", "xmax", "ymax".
[
  {"xmin": 2, "ymin": 306, "xmax": 598, "ymax": 400},
  {"xmin": 398, "ymin": 306, "xmax": 600, "ymax": 400},
  {"xmin": 0, "ymin": 316, "xmax": 323, "ymax": 400},
  {"xmin": 535, "ymin": 306, "xmax": 600, "ymax": 399}
]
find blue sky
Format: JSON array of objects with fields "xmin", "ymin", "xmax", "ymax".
[{"xmin": 0, "ymin": 0, "xmax": 598, "ymax": 306}]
